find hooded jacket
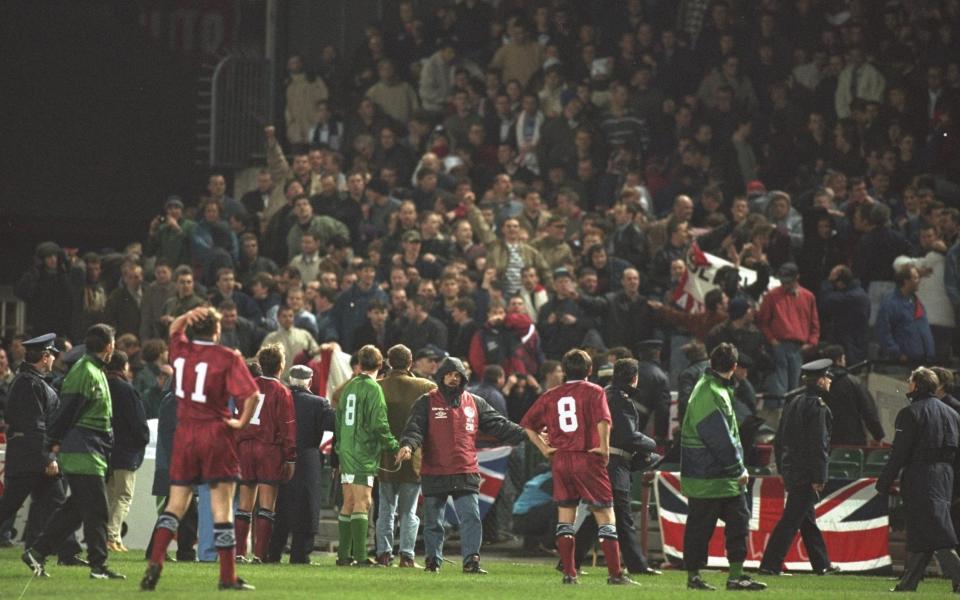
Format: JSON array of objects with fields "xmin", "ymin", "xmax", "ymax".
[
  {"xmin": 399, "ymin": 357, "xmax": 525, "ymax": 495},
  {"xmin": 15, "ymin": 242, "xmax": 74, "ymax": 336}
]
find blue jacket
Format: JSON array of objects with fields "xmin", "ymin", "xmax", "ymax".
[
  {"xmin": 875, "ymin": 289, "xmax": 935, "ymax": 361},
  {"xmin": 819, "ymin": 279, "xmax": 871, "ymax": 364}
]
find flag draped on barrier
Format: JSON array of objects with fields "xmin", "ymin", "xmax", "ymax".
[
  {"xmin": 655, "ymin": 472, "xmax": 891, "ymax": 571},
  {"xmin": 443, "ymin": 446, "xmax": 512, "ymax": 524}
]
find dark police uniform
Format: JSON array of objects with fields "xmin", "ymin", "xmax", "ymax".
[
  {"xmin": 824, "ymin": 365, "xmax": 884, "ymax": 446},
  {"xmin": 573, "ymin": 376, "xmax": 659, "ymax": 574},
  {"xmin": 759, "ymin": 359, "xmax": 834, "ymax": 575},
  {"xmin": 268, "ymin": 367, "xmax": 334, "ymax": 564},
  {"xmin": 0, "ymin": 334, "xmax": 81, "ymax": 562},
  {"xmin": 877, "ymin": 386, "xmax": 960, "ymax": 591},
  {"xmin": 634, "ymin": 340, "xmax": 671, "ymax": 441}
]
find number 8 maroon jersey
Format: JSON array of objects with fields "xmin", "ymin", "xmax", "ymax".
[
  {"xmin": 169, "ymin": 331, "xmax": 258, "ymax": 422},
  {"xmin": 520, "ymin": 380, "xmax": 611, "ymax": 452}
]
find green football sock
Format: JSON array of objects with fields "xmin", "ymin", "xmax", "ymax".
[
  {"xmin": 338, "ymin": 515, "xmax": 352, "ymax": 561},
  {"xmin": 350, "ymin": 513, "xmax": 369, "ymax": 562},
  {"xmin": 729, "ymin": 562, "xmax": 744, "ymax": 579}
]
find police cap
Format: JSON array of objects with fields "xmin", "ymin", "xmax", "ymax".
[
  {"xmin": 636, "ymin": 339, "xmax": 663, "ymax": 351},
  {"xmin": 801, "ymin": 358, "xmax": 833, "ymax": 378},
  {"xmin": 23, "ymin": 333, "xmax": 59, "ymax": 356}
]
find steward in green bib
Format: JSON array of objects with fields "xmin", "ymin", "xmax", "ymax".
[
  {"xmin": 23, "ymin": 324, "xmax": 125, "ymax": 580},
  {"xmin": 679, "ymin": 343, "xmax": 765, "ymax": 592},
  {"xmin": 334, "ymin": 345, "xmax": 399, "ymax": 566}
]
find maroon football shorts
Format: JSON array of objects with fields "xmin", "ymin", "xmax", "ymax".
[
  {"xmin": 237, "ymin": 439, "xmax": 285, "ymax": 485},
  {"xmin": 552, "ymin": 451, "xmax": 613, "ymax": 508},
  {"xmin": 169, "ymin": 419, "xmax": 240, "ymax": 485}
]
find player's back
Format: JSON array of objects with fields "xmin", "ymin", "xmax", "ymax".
[
  {"xmin": 237, "ymin": 377, "xmax": 293, "ymax": 445},
  {"xmin": 523, "ymin": 380, "xmax": 610, "ymax": 453},
  {"xmin": 169, "ymin": 331, "xmax": 257, "ymax": 423}
]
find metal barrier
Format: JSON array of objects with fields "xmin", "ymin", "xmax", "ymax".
[
  {"xmin": 0, "ymin": 285, "xmax": 26, "ymax": 340},
  {"xmin": 209, "ymin": 54, "xmax": 272, "ymax": 167}
]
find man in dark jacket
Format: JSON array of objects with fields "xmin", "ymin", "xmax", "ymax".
[
  {"xmin": 0, "ymin": 334, "xmax": 83, "ymax": 565},
  {"xmin": 14, "ymin": 242, "xmax": 74, "ymax": 337},
  {"xmin": 878, "ymin": 367, "xmax": 960, "ymax": 593},
  {"xmin": 572, "ymin": 359, "xmax": 661, "ymax": 576},
  {"xmin": 395, "ymin": 357, "xmax": 525, "ymax": 574},
  {"xmin": 635, "ymin": 340, "xmax": 671, "ymax": 443},
  {"xmin": 759, "ymin": 359, "xmax": 837, "ymax": 576},
  {"xmin": 820, "ymin": 346, "xmax": 884, "ymax": 446},
  {"xmin": 578, "ymin": 268, "xmax": 655, "ymax": 354},
  {"xmin": 537, "ymin": 269, "xmax": 592, "ymax": 360},
  {"xmin": 104, "ymin": 351, "xmax": 150, "ymax": 552},
  {"xmin": 818, "ymin": 266, "xmax": 871, "ymax": 365},
  {"xmin": 677, "ymin": 341, "xmax": 710, "ymax": 422},
  {"xmin": 267, "ymin": 365, "xmax": 334, "ymax": 564}
]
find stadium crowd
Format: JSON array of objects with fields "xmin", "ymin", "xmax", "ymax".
[{"xmin": 3, "ymin": 0, "xmax": 960, "ymax": 587}]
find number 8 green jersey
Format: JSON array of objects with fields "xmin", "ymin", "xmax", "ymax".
[{"xmin": 334, "ymin": 373, "xmax": 399, "ymax": 477}]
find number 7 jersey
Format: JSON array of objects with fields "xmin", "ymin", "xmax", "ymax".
[
  {"xmin": 169, "ymin": 330, "xmax": 258, "ymax": 422},
  {"xmin": 521, "ymin": 380, "xmax": 611, "ymax": 452}
]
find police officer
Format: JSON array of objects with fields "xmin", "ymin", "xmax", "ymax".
[
  {"xmin": 759, "ymin": 358, "xmax": 838, "ymax": 576},
  {"xmin": 878, "ymin": 367, "xmax": 960, "ymax": 593},
  {"xmin": 0, "ymin": 334, "xmax": 84, "ymax": 568},
  {"xmin": 572, "ymin": 358, "xmax": 662, "ymax": 575},
  {"xmin": 268, "ymin": 365, "xmax": 334, "ymax": 564},
  {"xmin": 634, "ymin": 340, "xmax": 670, "ymax": 443}
]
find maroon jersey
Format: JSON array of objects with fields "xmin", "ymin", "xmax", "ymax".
[
  {"xmin": 169, "ymin": 331, "xmax": 258, "ymax": 422},
  {"xmin": 521, "ymin": 380, "xmax": 611, "ymax": 453},
  {"xmin": 237, "ymin": 377, "xmax": 296, "ymax": 462}
]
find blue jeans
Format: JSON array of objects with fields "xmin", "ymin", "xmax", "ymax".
[
  {"xmin": 766, "ymin": 341, "xmax": 803, "ymax": 408},
  {"xmin": 197, "ymin": 485, "xmax": 217, "ymax": 562},
  {"xmin": 376, "ymin": 481, "xmax": 421, "ymax": 559},
  {"xmin": 423, "ymin": 492, "xmax": 482, "ymax": 564}
]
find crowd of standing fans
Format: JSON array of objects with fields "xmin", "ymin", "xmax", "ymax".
[{"xmin": 1, "ymin": 0, "xmax": 960, "ymax": 586}]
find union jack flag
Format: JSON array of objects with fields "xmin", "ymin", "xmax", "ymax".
[
  {"xmin": 655, "ymin": 472, "xmax": 891, "ymax": 572},
  {"xmin": 443, "ymin": 446, "xmax": 512, "ymax": 524}
]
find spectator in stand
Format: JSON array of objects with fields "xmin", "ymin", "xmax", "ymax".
[
  {"xmin": 104, "ymin": 263, "xmax": 144, "ymax": 339},
  {"xmin": 15, "ymin": 242, "xmax": 74, "ymax": 337},
  {"xmin": 756, "ymin": 263, "xmax": 820, "ymax": 408},
  {"xmin": 352, "ymin": 300, "xmax": 397, "ymax": 354},
  {"xmin": 517, "ymin": 266, "xmax": 549, "ymax": 323},
  {"xmin": 288, "ymin": 232, "xmax": 323, "ymax": 287},
  {"xmin": 893, "ymin": 224, "xmax": 955, "ymax": 362},
  {"xmin": 218, "ymin": 301, "xmax": 265, "ymax": 359},
  {"xmin": 472, "ymin": 215, "xmax": 552, "ymax": 299},
  {"xmin": 537, "ymin": 269, "xmax": 594, "ymax": 361},
  {"xmin": 818, "ymin": 265, "xmax": 871, "ymax": 365},
  {"xmin": 852, "ymin": 202, "xmax": 912, "ymax": 323},
  {"xmin": 260, "ymin": 306, "xmax": 319, "ymax": 379},
  {"xmin": 331, "ymin": 261, "xmax": 388, "ymax": 353},
  {"xmin": 876, "ymin": 265, "xmax": 935, "ymax": 364},
  {"xmin": 489, "ymin": 19, "xmax": 544, "ymax": 88},
  {"xmin": 209, "ymin": 267, "xmax": 260, "ymax": 324},
  {"xmin": 835, "ymin": 47, "xmax": 886, "ymax": 119},
  {"xmin": 285, "ymin": 195, "xmax": 350, "ymax": 264},
  {"xmin": 531, "ymin": 215, "xmax": 575, "ymax": 271},
  {"xmin": 400, "ymin": 296, "xmax": 448, "ymax": 354},
  {"xmin": 579, "ymin": 268, "xmax": 654, "ymax": 355},
  {"xmin": 191, "ymin": 199, "xmax": 238, "ymax": 285},
  {"xmin": 159, "ymin": 266, "xmax": 205, "ymax": 331},
  {"xmin": 241, "ymin": 170, "xmax": 283, "ymax": 233},
  {"xmin": 820, "ymin": 345, "xmax": 885, "ymax": 447},
  {"xmin": 235, "ymin": 234, "xmax": 279, "ymax": 291},
  {"xmin": 284, "ymin": 54, "xmax": 329, "ymax": 148},
  {"xmin": 600, "ymin": 81, "xmax": 652, "ymax": 162},
  {"xmin": 133, "ymin": 339, "xmax": 170, "ymax": 420},
  {"xmin": 71, "ymin": 253, "xmax": 107, "ymax": 341},
  {"xmin": 366, "ymin": 59, "xmax": 420, "ymax": 126},
  {"xmin": 203, "ymin": 173, "xmax": 246, "ymax": 222},
  {"xmin": 265, "ymin": 126, "xmax": 321, "ymax": 196},
  {"xmin": 649, "ymin": 288, "xmax": 729, "ymax": 345},
  {"xmin": 468, "ymin": 365, "xmax": 508, "ymax": 418},
  {"xmin": 146, "ymin": 197, "xmax": 194, "ymax": 270},
  {"xmin": 419, "ymin": 39, "xmax": 458, "ymax": 113},
  {"xmin": 140, "ymin": 261, "xmax": 175, "ymax": 342},
  {"xmin": 765, "ymin": 191, "xmax": 803, "ymax": 254}
]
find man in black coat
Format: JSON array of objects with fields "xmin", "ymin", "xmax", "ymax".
[
  {"xmin": 877, "ymin": 367, "xmax": 960, "ymax": 593},
  {"xmin": 572, "ymin": 359, "xmax": 661, "ymax": 576},
  {"xmin": 759, "ymin": 359, "xmax": 837, "ymax": 576},
  {"xmin": 820, "ymin": 346, "xmax": 884, "ymax": 446},
  {"xmin": 268, "ymin": 365, "xmax": 334, "ymax": 564},
  {"xmin": 634, "ymin": 340, "xmax": 671, "ymax": 443},
  {"xmin": 578, "ymin": 268, "xmax": 655, "ymax": 355},
  {"xmin": 104, "ymin": 351, "xmax": 150, "ymax": 552},
  {"xmin": 0, "ymin": 334, "xmax": 83, "ymax": 565}
]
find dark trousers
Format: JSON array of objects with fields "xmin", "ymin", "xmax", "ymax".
[
  {"xmin": 0, "ymin": 473, "xmax": 81, "ymax": 559},
  {"xmin": 759, "ymin": 484, "xmax": 829, "ymax": 573},
  {"xmin": 269, "ymin": 479, "xmax": 320, "ymax": 563},
  {"xmin": 145, "ymin": 495, "xmax": 198, "ymax": 561},
  {"xmin": 684, "ymin": 493, "xmax": 750, "ymax": 572},
  {"xmin": 32, "ymin": 473, "xmax": 108, "ymax": 568},
  {"xmin": 574, "ymin": 489, "xmax": 649, "ymax": 571},
  {"xmin": 898, "ymin": 549, "xmax": 960, "ymax": 591}
]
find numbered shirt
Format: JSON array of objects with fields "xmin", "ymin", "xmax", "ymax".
[
  {"xmin": 169, "ymin": 330, "xmax": 258, "ymax": 422},
  {"xmin": 237, "ymin": 377, "xmax": 297, "ymax": 461},
  {"xmin": 520, "ymin": 380, "xmax": 611, "ymax": 452},
  {"xmin": 334, "ymin": 374, "xmax": 398, "ymax": 475}
]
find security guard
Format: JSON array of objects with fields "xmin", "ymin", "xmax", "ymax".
[
  {"xmin": 572, "ymin": 358, "xmax": 662, "ymax": 575},
  {"xmin": 759, "ymin": 358, "xmax": 838, "ymax": 576},
  {"xmin": 634, "ymin": 340, "xmax": 670, "ymax": 442},
  {"xmin": 268, "ymin": 365, "xmax": 334, "ymax": 564},
  {"xmin": 878, "ymin": 367, "xmax": 960, "ymax": 593},
  {"xmin": 0, "ymin": 334, "xmax": 83, "ymax": 568}
]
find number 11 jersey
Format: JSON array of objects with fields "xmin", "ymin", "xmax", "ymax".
[
  {"xmin": 169, "ymin": 330, "xmax": 258, "ymax": 422},
  {"xmin": 521, "ymin": 380, "xmax": 611, "ymax": 452}
]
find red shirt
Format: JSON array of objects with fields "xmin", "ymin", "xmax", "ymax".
[
  {"xmin": 756, "ymin": 285, "xmax": 820, "ymax": 346},
  {"xmin": 521, "ymin": 380, "xmax": 611, "ymax": 453},
  {"xmin": 169, "ymin": 331, "xmax": 258, "ymax": 422},
  {"xmin": 237, "ymin": 377, "xmax": 297, "ymax": 461}
]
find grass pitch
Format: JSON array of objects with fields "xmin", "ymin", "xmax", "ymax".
[{"xmin": 0, "ymin": 549, "xmax": 955, "ymax": 598}]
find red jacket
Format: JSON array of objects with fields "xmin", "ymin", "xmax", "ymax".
[{"xmin": 756, "ymin": 285, "xmax": 820, "ymax": 346}]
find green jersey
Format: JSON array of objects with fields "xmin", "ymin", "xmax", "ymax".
[
  {"xmin": 680, "ymin": 370, "xmax": 745, "ymax": 499},
  {"xmin": 56, "ymin": 354, "xmax": 113, "ymax": 476},
  {"xmin": 335, "ymin": 374, "xmax": 399, "ymax": 476}
]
